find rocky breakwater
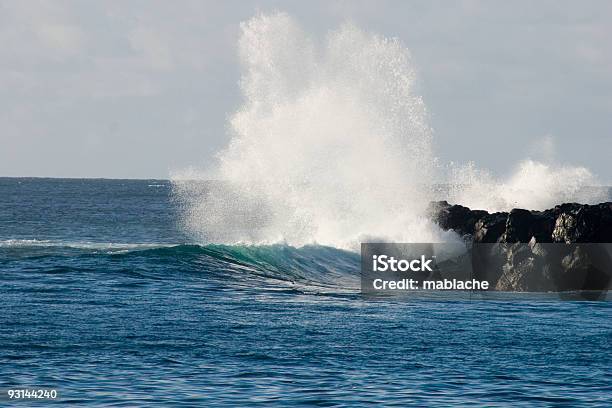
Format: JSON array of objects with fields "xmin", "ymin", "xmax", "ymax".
[{"xmin": 428, "ymin": 201, "xmax": 612, "ymax": 294}]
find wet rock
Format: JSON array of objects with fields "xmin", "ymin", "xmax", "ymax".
[
  {"xmin": 429, "ymin": 200, "xmax": 612, "ymax": 244},
  {"xmin": 552, "ymin": 202, "xmax": 612, "ymax": 243},
  {"xmin": 427, "ymin": 201, "xmax": 486, "ymax": 237},
  {"xmin": 428, "ymin": 200, "xmax": 612, "ymax": 292},
  {"xmin": 501, "ymin": 209, "xmax": 555, "ymax": 243},
  {"xmin": 494, "ymin": 240, "xmax": 558, "ymax": 291},
  {"xmin": 558, "ymin": 245, "xmax": 612, "ymax": 291},
  {"xmin": 474, "ymin": 213, "xmax": 508, "ymax": 243}
]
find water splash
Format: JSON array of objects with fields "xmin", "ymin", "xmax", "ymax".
[
  {"xmin": 448, "ymin": 158, "xmax": 605, "ymax": 212},
  {"xmin": 173, "ymin": 12, "xmax": 450, "ymax": 248},
  {"xmin": 172, "ymin": 12, "xmax": 605, "ymax": 247}
]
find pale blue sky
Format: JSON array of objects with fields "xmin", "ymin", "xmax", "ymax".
[{"xmin": 1, "ymin": 0, "xmax": 610, "ymax": 181}]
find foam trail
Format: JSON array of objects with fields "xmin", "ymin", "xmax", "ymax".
[
  {"xmin": 0, "ymin": 239, "xmax": 176, "ymax": 251},
  {"xmin": 172, "ymin": 12, "xmax": 450, "ymax": 249}
]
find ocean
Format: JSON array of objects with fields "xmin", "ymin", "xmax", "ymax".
[{"xmin": 1, "ymin": 178, "xmax": 610, "ymax": 406}]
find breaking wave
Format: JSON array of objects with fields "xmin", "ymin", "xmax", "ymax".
[
  {"xmin": 0, "ymin": 240, "xmax": 360, "ymax": 292},
  {"xmin": 172, "ymin": 12, "xmax": 606, "ymax": 249}
]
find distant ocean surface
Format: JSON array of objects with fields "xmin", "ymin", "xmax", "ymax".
[{"xmin": 1, "ymin": 178, "xmax": 610, "ymax": 406}]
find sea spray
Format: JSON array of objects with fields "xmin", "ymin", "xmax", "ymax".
[
  {"xmin": 172, "ymin": 12, "xmax": 448, "ymax": 248},
  {"xmin": 172, "ymin": 12, "xmax": 605, "ymax": 248},
  {"xmin": 447, "ymin": 159, "xmax": 605, "ymax": 212}
]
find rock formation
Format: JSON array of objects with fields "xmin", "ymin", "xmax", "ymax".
[{"xmin": 428, "ymin": 201, "xmax": 612, "ymax": 295}]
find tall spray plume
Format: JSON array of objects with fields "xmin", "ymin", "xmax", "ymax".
[
  {"xmin": 172, "ymin": 12, "xmax": 605, "ymax": 248},
  {"xmin": 172, "ymin": 12, "xmax": 447, "ymax": 248}
]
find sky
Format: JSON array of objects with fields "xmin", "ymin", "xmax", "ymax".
[{"xmin": 1, "ymin": 0, "xmax": 611, "ymax": 181}]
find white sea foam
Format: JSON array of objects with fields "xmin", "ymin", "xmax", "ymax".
[
  {"xmin": 172, "ymin": 12, "xmax": 605, "ymax": 248},
  {"xmin": 0, "ymin": 239, "xmax": 175, "ymax": 252}
]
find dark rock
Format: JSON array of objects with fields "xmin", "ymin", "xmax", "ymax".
[
  {"xmin": 429, "ymin": 201, "xmax": 612, "ymax": 244},
  {"xmin": 501, "ymin": 209, "xmax": 533, "ymax": 243},
  {"xmin": 558, "ymin": 245, "xmax": 612, "ymax": 292},
  {"xmin": 428, "ymin": 200, "xmax": 612, "ymax": 293},
  {"xmin": 474, "ymin": 213, "xmax": 507, "ymax": 243},
  {"xmin": 494, "ymin": 241, "xmax": 559, "ymax": 291},
  {"xmin": 427, "ymin": 201, "xmax": 486, "ymax": 237},
  {"xmin": 552, "ymin": 202, "xmax": 612, "ymax": 243},
  {"xmin": 501, "ymin": 209, "xmax": 555, "ymax": 243},
  {"xmin": 552, "ymin": 213, "xmax": 578, "ymax": 243}
]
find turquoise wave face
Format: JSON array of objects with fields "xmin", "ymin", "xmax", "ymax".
[{"xmin": 1, "ymin": 241, "xmax": 361, "ymax": 291}]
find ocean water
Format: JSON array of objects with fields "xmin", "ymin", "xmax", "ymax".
[{"xmin": 0, "ymin": 178, "xmax": 610, "ymax": 407}]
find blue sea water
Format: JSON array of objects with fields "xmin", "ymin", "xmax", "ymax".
[{"xmin": 0, "ymin": 178, "xmax": 610, "ymax": 407}]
